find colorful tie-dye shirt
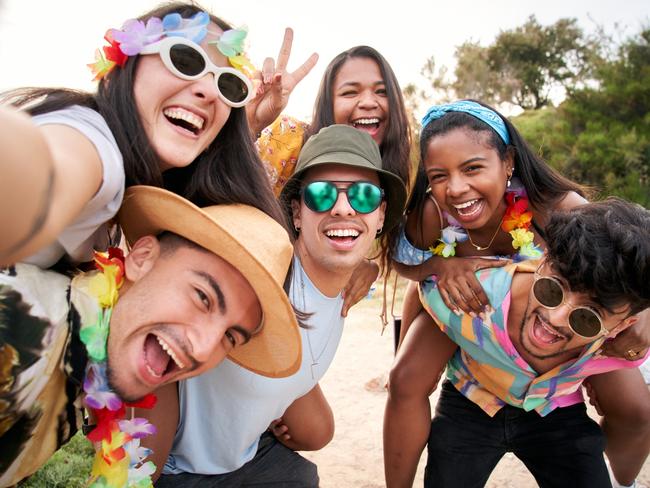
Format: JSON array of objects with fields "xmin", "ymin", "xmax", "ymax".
[{"xmin": 419, "ymin": 260, "xmax": 647, "ymax": 417}]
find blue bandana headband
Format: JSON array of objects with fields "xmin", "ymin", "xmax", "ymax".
[{"xmin": 421, "ymin": 100, "xmax": 511, "ymax": 145}]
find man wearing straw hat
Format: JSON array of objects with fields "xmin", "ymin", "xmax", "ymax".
[
  {"xmin": 147, "ymin": 125, "xmax": 408, "ymax": 487},
  {"xmin": 0, "ymin": 188, "xmax": 300, "ymax": 486}
]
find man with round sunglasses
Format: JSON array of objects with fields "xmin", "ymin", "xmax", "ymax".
[
  {"xmin": 418, "ymin": 197, "xmax": 650, "ymax": 488},
  {"xmin": 145, "ymin": 125, "xmax": 407, "ymax": 486}
]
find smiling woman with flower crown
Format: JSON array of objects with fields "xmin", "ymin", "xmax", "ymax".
[{"xmin": 0, "ymin": 1, "xmax": 318, "ymax": 268}]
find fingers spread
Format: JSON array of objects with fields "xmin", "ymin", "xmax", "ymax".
[{"xmin": 439, "ymin": 287, "xmax": 460, "ymax": 316}]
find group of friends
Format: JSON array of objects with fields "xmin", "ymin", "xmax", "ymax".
[{"xmin": 1, "ymin": 2, "xmax": 649, "ymax": 488}]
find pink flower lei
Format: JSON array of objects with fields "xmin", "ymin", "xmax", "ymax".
[{"xmin": 80, "ymin": 248, "xmax": 158, "ymax": 488}]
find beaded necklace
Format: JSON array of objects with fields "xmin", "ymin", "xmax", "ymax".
[
  {"xmin": 80, "ymin": 248, "xmax": 158, "ymax": 488},
  {"xmin": 430, "ymin": 187, "xmax": 542, "ymax": 260}
]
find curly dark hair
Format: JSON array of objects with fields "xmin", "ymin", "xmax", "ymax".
[{"xmin": 544, "ymin": 197, "xmax": 650, "ymax": 316}]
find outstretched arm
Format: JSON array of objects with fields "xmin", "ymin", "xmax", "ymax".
[
  {"xmin": 246, "ymin": 28, "xmax": 318, "ymax": 135},
  {"xmin": 1, "ymin": 107, "xmax": 55, "ymax": 264},
  {"xmin": 0, "ymin": 107, "xmax": 103, "ymax": 266},
  {"xmin": 269, "ymin": 383, "xmax": 334, "ymax": 451}
]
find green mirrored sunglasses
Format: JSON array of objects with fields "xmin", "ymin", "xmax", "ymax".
[{"xmin": 302, "ymin": 180, "xmax": 384, "ymax": 214}]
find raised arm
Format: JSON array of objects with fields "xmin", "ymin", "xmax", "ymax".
[
  {"xmin": 246, "ymin": 28, "xmax": 318, "ymax": 135},
  {"xmin": 0, "ymin": 107, "xmax": 103, "ymax": 266}
]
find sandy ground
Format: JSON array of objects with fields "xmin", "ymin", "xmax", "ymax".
[{"xmin": 302, "ymin": 285, "xmax": 650, "ymax": 487}]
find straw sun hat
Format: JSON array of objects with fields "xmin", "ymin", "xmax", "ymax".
[{"xmin": 118, "ymin": 185, "xmax": 301, "ymax": 378}]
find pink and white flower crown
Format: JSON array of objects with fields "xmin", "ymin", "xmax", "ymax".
[{"xmin": 88, "ymin": 11, "xmax": 255, "ymax": 81}]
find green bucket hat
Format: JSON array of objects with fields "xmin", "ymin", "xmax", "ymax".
[{"xmin": 279, "ymin": 125, "xmax": 407, "ymax": 235}]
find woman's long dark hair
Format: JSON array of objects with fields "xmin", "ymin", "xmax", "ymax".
[
  {"xmin": 306, "ymin": 46, "xmax": 412, "ymax": 276},
  {"xmin": 2, "ymin": 2, "xmax": 289, "ymax": 234}
]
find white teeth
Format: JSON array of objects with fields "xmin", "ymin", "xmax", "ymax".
[
  {"xmin": 156, "ymin": 336, "xmax": 186, "ymax": 369},
  {"xmin": 353, "ymin": 118, "xmax": 379, "ymax": 126},
  {"xmin": 163, "ymin": 108, "xmax": 204, "ymax": 131},
  {"xmin": 539, "ymin": 317, "xmax": 565, "ymax": 340},
  {"xmin": 453, "ymin": 199, "xmax": 478, "ymax": 210},
  {"xmin": 326, "ymin": 229, "xmax": 360, "ymax": 237}
]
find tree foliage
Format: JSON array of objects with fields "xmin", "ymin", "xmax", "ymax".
[
  {"xmin": 410, "ymin": 15, "xmax": 597, "ymax": 110},
  {"xmin": 450, "ymin": 41, "xmax": 498, "ymax": 103},
  {"xmin": 513, "ymin": 28, "xmax": 650, "ymax": 205},
  {"xmin": 404, "ymin": 20, "xmax": 649, "ymax": 206},
  {"xmin": 487, "ymin": 16, "xmax": 594, "ymax": 109}
]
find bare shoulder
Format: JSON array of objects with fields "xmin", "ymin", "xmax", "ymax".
[
  {"xmin": 556, "ymin": 191, "xmax": 588, "ymax": 210},
  {"xmin": 533, "ymin": 191, "xmax": 588, "ymax": 228}
]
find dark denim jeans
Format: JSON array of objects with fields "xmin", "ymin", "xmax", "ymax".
[
  {"xmin": 156, "ymin": 432, "xmax": 318, "ymax": 487},
  {"xmin": 424, "ymin": 381, "xmax": 612, "ymax": 488}
]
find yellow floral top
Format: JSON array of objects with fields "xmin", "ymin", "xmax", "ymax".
[{"xmin": 256, "ymin": 115, "xmax": 309, "ymax": 196}]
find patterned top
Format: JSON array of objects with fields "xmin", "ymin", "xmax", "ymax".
[
  {"xmin": 419, "ymin": 260, "xmax": 648, "ymax": 417},
  {"xmin": 0, "ymin": 264, "xmax": 93, "ymax": 486},
  {"xmin": 256, "ymin": 115, "xmax": 309, "ymax": 196},
  {"xmin": 393, "ymin": 224, "xmax": 434, "ymax": 265}
]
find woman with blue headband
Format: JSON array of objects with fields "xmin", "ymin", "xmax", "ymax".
[{"xmin": 383, "ymin": 100, "xmax": 650, "ymax": 488}]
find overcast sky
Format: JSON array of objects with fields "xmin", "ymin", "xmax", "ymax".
[{"xmin": 0, "ymin": 1, "xmax": 647, "ymax": 120}]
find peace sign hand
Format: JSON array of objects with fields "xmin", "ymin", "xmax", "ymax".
[{"xmin": 246, "ymin": 28, "xmax": 319, "ymax": 135}]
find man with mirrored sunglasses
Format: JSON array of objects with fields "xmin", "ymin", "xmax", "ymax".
[
  {"xmin": 418, "ymin": 197, "xmax": 650, "ymax": 488},
  {"xmin": 151, "ymin": 125, "xmax": 407, "ymax": 487}
]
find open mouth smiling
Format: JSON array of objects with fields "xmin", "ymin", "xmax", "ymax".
[
  {"xmin": 352, "ymin": 117, "xmax": 380, "ymax": 131},
  {"xmin": 143, "ymin": 333, "xmax": 189, "ymax": 381},
  {"xmin": 452, "ymin": 198, "xmax": 483, "ymax": 218},
  {"xmin": 324, "ymin": 228, "xmax": 362, "ymax": 249},
  {"xmin": 531, "ymin": 313, "xmax": 569, "ymax": 346},
  {"xmin": 163, "ymin": 107, "xmax": 205, "ymax": 135},
  {"xmin": 325, "ymin": 228, "xmax": 360, "ymax": 240}
]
